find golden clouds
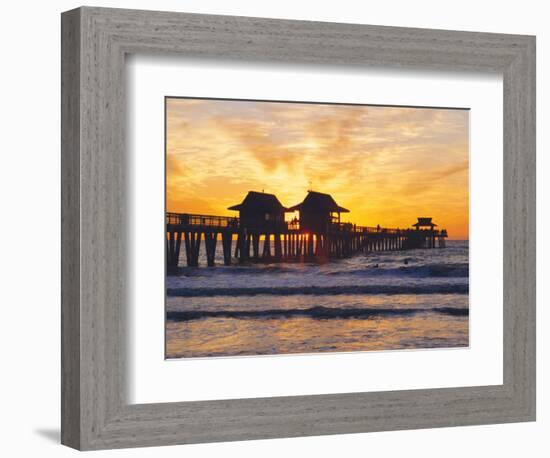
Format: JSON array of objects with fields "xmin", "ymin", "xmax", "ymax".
[{"xmin": 166, "ymin": 98, "xmax": 469, "ymax": 239}]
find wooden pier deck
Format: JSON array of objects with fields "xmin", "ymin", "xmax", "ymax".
[{"xmin": 166, "ymin": 212, "xmax": 448, "ymax": 268}]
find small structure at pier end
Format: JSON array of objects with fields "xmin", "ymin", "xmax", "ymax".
[
  {"xmin": 413, "ymin": 217, "xmax": 437, "ymax": 231},
  {"xmin": 228, "ymin": 191, "xmax": 286, "ymax": 231},
  {"xmin": 287, "ymin": 190, "xmax": 349, "ymax": 233},
  {"xmin": 404, "ymin": 217, "xmax": 446, "ymax": 249}
]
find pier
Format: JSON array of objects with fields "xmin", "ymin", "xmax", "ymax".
[{"xmin": 166, "ymin": 191, "xmax": 448, "ymax": 268}]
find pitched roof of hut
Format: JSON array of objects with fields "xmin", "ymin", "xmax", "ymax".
[
  {"xmin": 287, "ymin": 191, "xmax": 350, "ymax": 213},
  {"xmin": 412, "ymin": 217, "xmax": 437, "ymax": 227},
  {"xmin": 228, "ymin": 191, "xmax": 287, "ymax": 213}
]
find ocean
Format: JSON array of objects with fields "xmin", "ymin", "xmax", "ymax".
[{"xmin": 166, "ymin": 240, "xmax": 469, "ymax": 358}]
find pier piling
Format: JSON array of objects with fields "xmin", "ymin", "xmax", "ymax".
[{"xmin": 166, "ymin": 212, "xmax": 448, "ymax": 268}]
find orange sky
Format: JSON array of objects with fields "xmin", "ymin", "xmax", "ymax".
[{"xmin": 166, "ymin": 98, "xmax": 469, "ymax": 240}]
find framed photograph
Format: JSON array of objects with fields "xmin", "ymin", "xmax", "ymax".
[{"xmin": 61, "ymin": 6, "xmax": 535, "ymax": 450}]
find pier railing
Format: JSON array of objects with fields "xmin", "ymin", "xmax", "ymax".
[
  {"xmin": 166, "ymin": 212, "xmax": 443, "ymax": 236},
  {"xmin": 333, "ymin": 223, "xmax": 402, "ymax": 234},
  {"xmin": 166, "ymin": 212, "xmax": 239, "ymax": 228},
  {"xmin": 168, "ymin": 213, "xmax": 403, "ymax": 233}
]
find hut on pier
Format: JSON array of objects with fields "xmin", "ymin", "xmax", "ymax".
[
  {"xmin": 412, "ymin": 217, "xmax": 437, "ymax": 230},
  {"xmin": 228, "ymin": 191, "xmax": 287, "ymax": 230},
  {"xmin": 287, "ymin": 191, "xmax": 350, "ymax": 233}
]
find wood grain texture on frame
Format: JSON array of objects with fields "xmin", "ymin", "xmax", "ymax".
[{"xmin": 61, "ymin": 6, "xmax": 536, "ymax": 450}]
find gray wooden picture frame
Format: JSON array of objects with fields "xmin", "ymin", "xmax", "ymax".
[{"xmin": 61, "ymin": 6, "xmax": 536, "ymax": 451}]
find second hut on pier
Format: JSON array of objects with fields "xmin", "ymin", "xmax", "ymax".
[
  {"xmin": 228, "ymin": 191, "xmax": 287, "ymax": 230},
  {"xmin": 287, "ymin": 190, "xmax": 350, "ymax": 233}
]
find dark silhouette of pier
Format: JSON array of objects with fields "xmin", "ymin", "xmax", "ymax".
[{"xmin": 166, "ymin": 190, "xmax": 448, "ymax": 268}]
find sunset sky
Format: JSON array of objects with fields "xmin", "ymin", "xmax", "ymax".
[{"xmin": 166, "ymin": 98, "xmax": 469, "ymax": 240}]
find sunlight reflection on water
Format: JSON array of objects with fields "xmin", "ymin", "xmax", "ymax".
[{"xmin": 166, "ymin": 241, "xmax": 469, "ymax": 358}]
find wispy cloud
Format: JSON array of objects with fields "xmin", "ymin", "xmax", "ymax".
[{"xmin": 166, "ymin": 98, "xmax": 469, "ymax": 239}]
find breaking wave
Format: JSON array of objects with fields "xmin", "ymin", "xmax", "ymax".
[
  {"xmin": 166, "ymin": 305, "xmax": 468, "ymax": 321},
  {"xmin": 167, "ymin": 283, "xmax": 468, "ymax": 297},
  {"xmin": 325, "ymin": 263, "xmax": 469, "ymax": 278}
]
